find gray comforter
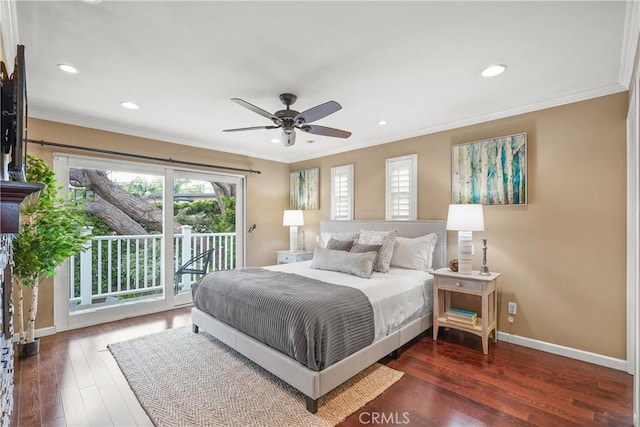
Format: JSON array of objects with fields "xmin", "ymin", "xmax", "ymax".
[{"xmin": 191, "ymin": 267, "xmax": 375, "ymax": 371}]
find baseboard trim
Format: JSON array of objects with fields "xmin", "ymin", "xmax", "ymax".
[
  {"xmin": 497, "ymin": 331, "xmax": 628, "ymax": 372},
  {"xmin": 21, "ymin": 327, "xmax": 629, "ymax": 371},
  {"xmin": 35, "ymin": 326, "xmax": 56, "ymax": 338}
]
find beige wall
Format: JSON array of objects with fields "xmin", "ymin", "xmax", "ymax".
[
  {"xmin": 23, "ymin": 92, "xmax": 628, "ymax": 359},
  {"xmin": 291, "ymin": 92, "xmax": 628, "ymax": 359},
  {"xmin": 25, "ymin": 118, "xmax": 291, "ymax": 329}
]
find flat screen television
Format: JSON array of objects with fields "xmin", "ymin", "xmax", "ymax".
[{"xmin": 1, "ymin": 44, "xmax": 27, "ymax": 182}]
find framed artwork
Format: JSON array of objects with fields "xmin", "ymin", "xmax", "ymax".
[
  {"xmin": 452, "ymin": 133, "xmax": 527, "ymax": 205},
  {"xmin": 290, "ymin": 168, "xmax": 319, "ymax": 210}
]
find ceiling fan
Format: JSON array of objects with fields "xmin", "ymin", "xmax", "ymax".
[{"xmin": 223, "ymin": 93, "xmax": 351, "ymax": 147}]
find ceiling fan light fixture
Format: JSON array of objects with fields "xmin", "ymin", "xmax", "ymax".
[
  {"xmin": 223, "ymin": 94, "xmax": 351, "ymax": 146},
  {"xmin": 481, "ymin": 64, "xmax": 507, "ymax": 77},
  {"xmin": 282, "ymin": 129, "xmax": 296, "ymax": 147}
]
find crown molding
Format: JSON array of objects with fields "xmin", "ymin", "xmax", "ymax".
[
  {"xmin": 287, "ymin": 83, "xmax": 628, "ymax": 163},
  {"xmin": 31, "ymin": 83, "xmax": 627, "ymax": 165},
  {"xmin": 620, "ymin": 0, "xmax": 640, "ymax": 88},
  {"xmin": 28, "ymin": 107, "xmax": 289, "ymax": 164}
]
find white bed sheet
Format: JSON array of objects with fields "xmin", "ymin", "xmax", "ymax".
[{"xmin": 266, "ymin": 260, "xmax": 433, "ymax": 341}]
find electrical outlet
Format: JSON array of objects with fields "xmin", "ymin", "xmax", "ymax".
[{"xmin": 508, "ymin": 302, "xmax": 517, "ymax": 315}]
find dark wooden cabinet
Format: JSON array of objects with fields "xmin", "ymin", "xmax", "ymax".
[{"xmin": 0, "ymin": 180, "xmax": 42, "ymax": 425}]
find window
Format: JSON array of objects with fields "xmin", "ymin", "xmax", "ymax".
[
  {"xmin": 331, "ymin": 164, "xmax": 354, "ymax": 220},
  {"xmin": 386, "ymin": 154, "xmax": 417, "ymax": 220}
]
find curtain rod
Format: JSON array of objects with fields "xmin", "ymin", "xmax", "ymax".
[{"xmin": 27, "ymin": 139, "xmax": 262, "ymax": 175}]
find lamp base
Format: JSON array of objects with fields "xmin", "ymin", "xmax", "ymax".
[
  {"xmin": 457, "ymin": 230, "xmax": 473, "ymax": 275},
  {"xmin": 289, "ymin": 226, "xmax": 298, "ymax": 252},
  {"xmin": 479, "ymin": 265, "xmax": 491, "ymax": 276}
]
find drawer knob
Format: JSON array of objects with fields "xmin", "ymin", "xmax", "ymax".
[{"xmin": 456, "ymin": 282, "xmax": 461, "ymax": 287}]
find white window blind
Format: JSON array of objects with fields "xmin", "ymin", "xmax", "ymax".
[
  {"xmin": 331, "ymin": 164, "xmax": 353, "ymax": 220},
  {"xmin": 386, "ymin": 154, "xmax": 417, "ymax": 220}
]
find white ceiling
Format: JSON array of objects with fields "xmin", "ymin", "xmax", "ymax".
[{"xmin": 9, "ymin": 1, "xmax": 635, "ymax": 164}]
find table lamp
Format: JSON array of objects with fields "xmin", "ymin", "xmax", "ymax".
[
  {"xmin": 446, "ymin": 204, "xmax": 484, "ymax": 275},
  {"xmin": 283, "ymin": 210, "xmax": 304, "ymax": 252}
]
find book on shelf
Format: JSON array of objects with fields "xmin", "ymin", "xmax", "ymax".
[
  {"xmin": 447, "ymin": 317, "xmax": 478, "ymax": 327},
  {"xmin": 446, "ymin": 308, "xmax": 477, "ymax": 322},
  {"xmin": 448, "ymin": 307, "xmax": 477, "ymax": 317}
]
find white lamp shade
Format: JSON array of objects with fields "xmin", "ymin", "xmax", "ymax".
[
  {"xmin": 283, "ymin": 210, "xmax": 304, "ymax": 226},
  {"xmin": 446, "ymin": 204, "xmax": 484, "ymax": 231}
]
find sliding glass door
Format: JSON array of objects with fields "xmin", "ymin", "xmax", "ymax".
[
  {"xmin": 172, "ymin": 170, "xmax": 243, "ymax": 305},
  {"xmin": 53, "ymin": 155, "xmax": 244, "ymax": 330}
]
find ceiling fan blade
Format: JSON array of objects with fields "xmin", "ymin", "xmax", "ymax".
[
  {"xmin": 231, "ymin": 98, "xmax": 279, "ymax": 121},
  {"xmin": 295, "ymin": 100, "xmax": 342, "ymax": 124},
  {"xmin": 298, "ymin": 124, "xmax": 351, "ymax": 139},
  {"xmin": 223, "ymin": 125, "xmax": 280, "ymax": 132}
]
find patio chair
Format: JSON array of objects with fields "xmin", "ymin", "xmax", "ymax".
[{"xmin": 174, "ymin": 247, "xmax": 215, "ymax": 293}]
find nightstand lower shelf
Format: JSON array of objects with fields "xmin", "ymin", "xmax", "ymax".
[
  {"xmin": 436, "ymin": 317, "xmax": 485, "ymax": 334},
  {"xmin": 432, "ymin": 268, "xmax": 502, "ymax": 354}
]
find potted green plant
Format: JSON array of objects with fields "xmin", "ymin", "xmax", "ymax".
[{"xmin": 12, "ymin": 155, "xmax": 90, "ymax": 357}]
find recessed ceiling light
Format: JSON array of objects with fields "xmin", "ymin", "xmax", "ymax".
[
  {"xmin": 377, "ymin": 120, "xmax": 388, "ymax": 126},
  {"xmin": 120, "ymin": 101, "xmax": 140, "ymax": 110},
  {"xmin": 481, "ymin": 64, "xmax": 507, "ymax": 77},
  {"xmin": 270, "ymin": 138, "xmax": 281, "ymax": 144},
  {"xmin": 57, "ymin": 64, "xmax": 78, "ymax": 74}
]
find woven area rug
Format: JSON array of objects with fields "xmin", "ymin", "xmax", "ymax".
[{"xmin": 108, "ymin": 327, "xmax": 403, "ymax": 427}]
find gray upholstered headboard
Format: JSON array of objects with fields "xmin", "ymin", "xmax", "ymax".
[{"xmin": 319, "ymin": 220, "xmax": 447, "ymax": 270}]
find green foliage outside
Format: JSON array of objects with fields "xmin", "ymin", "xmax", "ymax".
[
  {"xmin": 172, "ymin": 197, "xmax": 236, "ymax": 233},
  {"xmin": 120, "ymin": 177, "xmax": 207, "ymax": 197},
  {"xmin": 71, "ymin": 195, "xmax": 236, "ymax": 301},
  {"xmin": 70, "ymin": 238, "xmax": 163, "ymax": 304}
]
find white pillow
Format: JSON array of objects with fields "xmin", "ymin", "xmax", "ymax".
[
  {"xmin": 311, "ymin": 247, "xmax": 377, "ymax": 279},
  {"xmin": 357, "ymin": 229, "xmax": 398, "ymax": 273},
  {"xmin": 390, "ymin": 233, "xmax": 438, "ymax": 271},
  {"xmin": 319, "ymin": 231, "xmax": 359, "ymax": 248}
]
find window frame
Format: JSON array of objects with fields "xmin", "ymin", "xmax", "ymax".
[
  {"xmin": 385, "ymin": 154, "xmax": 417, "ymax": 221},
  {"xmin": 330, "ymin": 164, "xmax": 354, "ymax": 220}
]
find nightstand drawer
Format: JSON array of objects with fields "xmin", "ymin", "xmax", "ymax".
[
  {"xmin": 278, "ymin": 253, "xmax": 296, "ymax": 263},
  {"xmin": 276, "ymin": 251, "xmax": 313, "ymax": 264},
  {"xmin": 437, "ymin": 276, "xmax": 483, "ymax": 292}
]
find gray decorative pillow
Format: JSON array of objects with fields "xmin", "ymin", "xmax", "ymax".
[
  {"xmin": 319, "ymin": 231, "xmax": 359, "ymax": 248},
  {"xmin": 326, "ymin": 238, "xmax": 354, "ymax": 252},
  {"xmin": 350, "ymin": 243, "xmax": 382, "ymax": 254},
  {"xmin": 311, "ymin": 247, "xmax": 377, "ymax": 279},
  {"xmin": 357, "ymin": 229, "xmax": 398, "ymax": 273}
]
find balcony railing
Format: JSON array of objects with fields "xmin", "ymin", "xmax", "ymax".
[{"xmin": 69, "ymin": 225, "xmax": 235, "ymax": 309}]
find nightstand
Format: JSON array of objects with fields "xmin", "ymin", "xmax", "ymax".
[
  {"xmin": 432, "ymin": 268, "xmax": 502, "ymax": 354},
  {"xmin": 276, "ymin": 250, "xmax": 313, "ymax": 265}
]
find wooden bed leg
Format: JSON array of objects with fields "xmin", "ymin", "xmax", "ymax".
[
  {"xmin": 192, "ymin": 324, "xmax": 199, "ymax": 333},
  {"xmin": 305, "ymin": 396, "xmax": 318, "ymax": 414}
]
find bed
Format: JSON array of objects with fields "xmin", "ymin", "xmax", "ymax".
[{"xmin": 191, "ymin": 219, "xmax": 447, "ymax": 413}]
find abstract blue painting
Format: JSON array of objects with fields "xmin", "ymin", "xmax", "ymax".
[
  {"xmin": 452, "ymin": 133, "xmax": 527, "ymax": 205},
  {"xmin": 290, "ymin": 168, "xmax": 319, "ymax": 210}
]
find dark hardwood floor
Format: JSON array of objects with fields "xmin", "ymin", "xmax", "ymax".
[{"xmin": 13, "ymin": 307, "xmax": 633, "ymax": 426}]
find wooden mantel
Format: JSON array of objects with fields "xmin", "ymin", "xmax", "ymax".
[{"xmin": 0, "ymin": 180, "xmax": 43, "ymax": 234}]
